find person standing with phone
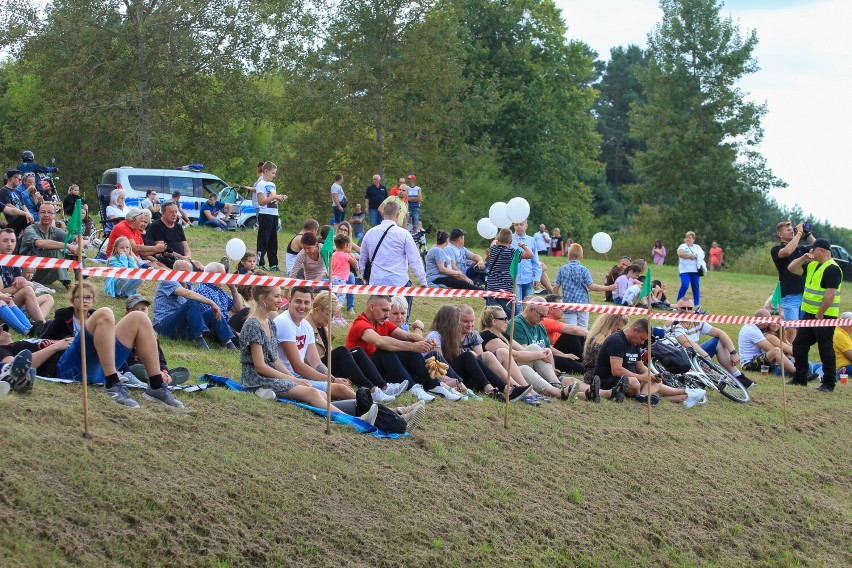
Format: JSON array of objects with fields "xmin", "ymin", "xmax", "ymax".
[{"xmin": 771, "ymin": 220, "xmax": 816, "ymax": 321}]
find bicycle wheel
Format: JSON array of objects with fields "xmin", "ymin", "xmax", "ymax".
[
  {"xmin": 694, "ymin": 357, "xmax": 750, "ymax": 403},
  {"xmin": 650, "ymin": 358, "xmax": 685, "ymax": 389}
]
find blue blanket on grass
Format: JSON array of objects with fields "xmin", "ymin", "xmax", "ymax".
[{"xmin": 200, "ymin": 374, "xmax": 407, "ymax": 439}]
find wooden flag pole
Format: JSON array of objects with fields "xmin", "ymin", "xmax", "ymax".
[
  {"xmin": 503, "ymin": 284, "xmax": 518, "ymax": 429},
  {"xmin": 77, "ymin": 233, "xmax": 91, "ymax": 439},
  {"xmin": 325, "ymin": 287, "xmax": 333, "ymax": 435},
  {"xmin": 646, "ymin": 324, "xmax": 652, "ymax": 425},
  {"xmin": 779, "ymin": 325, "xmax": 788, "ymax": 427}
]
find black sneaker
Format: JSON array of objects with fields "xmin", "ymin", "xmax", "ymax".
[
  {"xmin": 28, "ymin": 320, "xmax": 46, "ymax": 338},
  {"xmin": 815, "ymin": 384, "xmax": 834, "ymax": 393},
  {"xmin": 806, "ymin": 372, "xmax": 820, "ymax": 383},
  {"xmin": 509, "ymin": 385, "xmax": 533, "ymax": 402},
  {"xmin": 143, "ymin": 386, "xmax": 185, "ymax": 408},
  {"xmin": 787, "ymin": 378, "xmax": 808, "ymax": 386},
  {"xmin": 195, "ymin": 336, "xmax": 210, "ymax": 350},
  {"xmin": 487, "ymin": 391, "xmax": 506, "ymax": 403}
]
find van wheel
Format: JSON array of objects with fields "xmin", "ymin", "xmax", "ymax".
[{"xmin": 243, "ymin": 217, "xmax": 257, "ymax": 230}]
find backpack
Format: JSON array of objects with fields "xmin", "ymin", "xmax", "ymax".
[
  {"xmin": 355, "ymin": 387, "xmax": 406, "ymax": 434},
  {"xmin": 652, "ymin": 339, "xmax": 691, "ymax": 374}
]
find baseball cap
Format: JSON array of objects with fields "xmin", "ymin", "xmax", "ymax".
[
  {"xmin": 450, "ymin": 228, "xmax": 466, "ymax": 240},
  {"xmin": 126, "ymin": 294, "xmax": 151, "ymax": 310},
  {"xmin": 4, "ymin": 170, "xmax": 22, "ymax": 182},
  {"xmin": 810, "ymin": 238, "xmax": 831, "ymax": 251},
  {"xmin": 407, "ymin": 174, "xmax": 416, "ymax": 180}
]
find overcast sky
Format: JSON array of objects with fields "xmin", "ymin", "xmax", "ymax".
[{"xmin": 556, "ymin": 0, "xmax": 851, "ymax": 230}]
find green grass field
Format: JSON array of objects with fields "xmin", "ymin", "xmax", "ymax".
[{"xmin": 1, "ymin": 227, "xmax": 850, "ymax": 567}]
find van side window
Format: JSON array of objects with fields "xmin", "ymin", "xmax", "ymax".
[
  {"xmin": 128, "ymin": 175, "xmax": 162, "ymax": 193},
  {"xmin": 168, "ymin": 176, "xmax": 194, "ymax": 197}
]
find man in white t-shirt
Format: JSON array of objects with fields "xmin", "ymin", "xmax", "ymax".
[
  {"xmin": 669, "ymin": 298, "xmax": 753, "ymax": 387},
  {"xmin": 737, "ymin": 308, "xmax": 797, "ymax": 377},
  {"xmin": 274, "ymin": 287, "xmax": 355, "ymax": 401},
  {"xmin": 330, "ymin": 174, "xmax": 347, "ymax": 225},
  {"xmin": 533, "ymin": 224, "xmax": 551, "ymax": 256}
]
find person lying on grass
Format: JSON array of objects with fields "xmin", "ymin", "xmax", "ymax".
[
  {"xmin": 593, "ymin": 317, "xmax": 705, "ymax": 408},
  {"xmin": 50, "ymin": 282, "xmax": 183, "ymax": 409}
]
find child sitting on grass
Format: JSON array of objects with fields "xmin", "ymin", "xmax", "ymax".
[
  {"xmin": 103, "ymin": 237, "xmax": 143, "ymax": 299},
  {"xmin": 235, "ymin": 252, "xmax": 257, "ymax": 274}
]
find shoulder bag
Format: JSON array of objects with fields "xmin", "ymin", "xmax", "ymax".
[{"xmin": 363, "ymin": 224, "xmax": 394, "ymax": 283}]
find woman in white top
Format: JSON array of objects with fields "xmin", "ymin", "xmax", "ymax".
[
  {"xmin": 254, "ymin": 161, "xmax": 286, "ymax": 271},
  {"xmin": 105, "ymin": 189, "xmax": 129, "ymax": 229},
  {"xmin": 676, "ymin": 231, "xmax": 705, "ymax": 308}
]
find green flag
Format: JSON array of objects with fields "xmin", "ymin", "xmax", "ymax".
[
  {"xmin": 770, "ymin": 281, "xmax": 781, "ymax": 313},
  {"xmin": 63, "ymin": 199, "xmax": 83, "ymax": 255},
  {"xmin": 638, "ymin": 268, "xmax": 653, "ymax": 301},
  {"xmin": 509, "ymin": 247, "xmax": 522, "ymax": 280},
  {"xmin": 321, "ymin": 225, "xmax": 335, "ymax": 273}
]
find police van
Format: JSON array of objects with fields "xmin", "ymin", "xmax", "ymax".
[{"xmin": 99, "ymin": 165, "xmax": 260, "ymax": 228}]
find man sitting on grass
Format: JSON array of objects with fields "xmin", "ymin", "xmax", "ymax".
[
  {"xmin": 594, "ymin": 318, "xmax": 706, "ymax": 407},
  {"xmin": 667, "ymin": 298, "xmax": 754, "ymax": 388},
  {"xmin": 152, "ymin": 260, "xmax": 237, "ymax": 351},
  {"xmin": 345, "ymin": 294, "xmax": 457, "ymax": 402},
  {"xmin": 738, "ymin": 308, "xmax": 801, "ymax": 379}
]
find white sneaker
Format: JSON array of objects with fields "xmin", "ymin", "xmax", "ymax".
[
  {"xmin": 371, "ymin": 388, "xmax": 395, "ymax": 403},
  {"xmin": 359, "ymin": 403, "xmax": 379, "ymax": 425},
  {"xmin": 429, "ymin": 384, "xmax": 463, "ymax": 401},
  {"xmin": 683, "ymin": 388, "xmax": 706, "ymax": 409},
  {"xmin": 384, "ymin": 381, "xmax": 409, "ymax": 396},
  {"xmin": 409, "ymin": 383, "xmax": 436, "ymax": 402}
]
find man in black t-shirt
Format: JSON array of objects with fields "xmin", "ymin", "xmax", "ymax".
[
  {"xmin": 0, "ymin": 328, "xmax": 72, "ymax": 379},
  {"xmin": 593, "ymin": 318, "xmax": 706, "ymax": 407},
  {"xmin": 363, "ymin": 175, "xmax": 388, "ymax": 228},
  {"xmin": 770, "ymin": 220, "xmax": 816, "ymax": 321},
  {"xmin": 787, "ymin": 239, "xmax": 843, "ymax": 392},
  {"xmin": 144, "ymin": 202, "xmax": 202, "ymax": 270}
]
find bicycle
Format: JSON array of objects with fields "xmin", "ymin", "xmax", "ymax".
[{"xmin": 648, "ymin": 335, "xmax": 751, "ymax": 403}]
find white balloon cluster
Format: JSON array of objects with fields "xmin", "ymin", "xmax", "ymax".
[{"xmin": 477, "ymin": 197, "xmax": 531, "ymax": 239}]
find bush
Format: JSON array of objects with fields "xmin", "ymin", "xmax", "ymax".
[{"xmin": 727, "ymin": 243, "xmax": 776, "ymax": 276}]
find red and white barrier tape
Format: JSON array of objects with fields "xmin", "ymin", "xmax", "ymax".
[
  {"xmin": 2, "ymin": 254, "xmax": 843, "ymax": 325},
  {"xmin": 0, "ymin": 253, "xmax": 79, "ymax": 270},
  {"xmin": 82, "ymin": 266, "xmax": 514, "ymax": 300}
]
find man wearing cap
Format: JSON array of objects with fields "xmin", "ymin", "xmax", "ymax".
[
  {"xmin": 363, "ymin": 175, "xmax": 387, "ymax": 228},
  {"xmin": 787, "ymin": 238, "xmax": 843, "ymax": 391},
  {"xmin": 2, "ymin": 170, "xmax": 34, "ymax": 235},
  {"xmin": 446, "ymin": 228, "xmax": 486, "ymax": 288},
  {"xmin": 833, "ymin": 311, "xmax": 852, "ymax": 376},
  {"xmin": 771, "ymin": 220, "xmax": 817, "ymax": 320},
  {"xmin": 405, "ymin": 175, "xmax": 422, "ymax": 229}
]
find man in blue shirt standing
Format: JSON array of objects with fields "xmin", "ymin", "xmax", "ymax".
[{"xmin": 512, "ymin": 220, "xmax": 542, "ymax": 304}]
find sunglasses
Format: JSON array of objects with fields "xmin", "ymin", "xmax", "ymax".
[
  {"xmin": 679, "ymin": 307, "xmax": 694, "ymax": 312},
  {"xmin": 493, "ymin": 316, "xmax": 508, "ymax": 321}
]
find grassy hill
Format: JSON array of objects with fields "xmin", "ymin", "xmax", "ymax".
[{"xmin": 1, "ymin": 227, "xmax": 850, "ymax": 567}]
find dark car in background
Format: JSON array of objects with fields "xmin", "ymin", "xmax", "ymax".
[{"xmin": 831, "ymin": 245, "xmax": 852, "ymax": 281}]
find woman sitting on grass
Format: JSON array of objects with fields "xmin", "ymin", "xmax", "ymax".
[
  {"xmin": 426, "ymin": 304, "xmax": 530, "ymax": 401},
  {"xmin": 479, "ymin": 306, "xmax": 597, "ymax": 402}
]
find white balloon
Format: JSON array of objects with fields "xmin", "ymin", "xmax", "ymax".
[
  {"xmin": 225, "ymin": 238, "xmax": 247, "ymax": 261},
  {"xmin": 591, "ymin": 232, "xmax": 613, "ymax": 254},
  {"xmin": 506, "ymin": 197, "xmax": 530, "ymax": 223},
  {"xmin": 489, "ymin": 202, "xmax": 512, "ymax": 229},
  {"xmin": 477, "ymin": 218, "xmax": 498, "ymax": 239}
]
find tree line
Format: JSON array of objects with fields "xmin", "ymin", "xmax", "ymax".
[{"xmin": 1, "ymin": 0, "xmax": 849, "ymax": 255}]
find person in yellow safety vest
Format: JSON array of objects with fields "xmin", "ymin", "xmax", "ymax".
[{"xmin": 787, "ymin": 238, "xmax": 843, "ymax": 392}]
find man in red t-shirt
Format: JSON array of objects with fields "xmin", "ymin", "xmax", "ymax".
[
  {"xmin": 105, "ymin": 208, "xmax": 167, "ymax": 266},
  {"xmin": 540, "ymin": 295, "xmax": 587, "ymax": 374},
  {"xmin": 345, "ymin": 295, "xmax": 447, "ymax": 401}
]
